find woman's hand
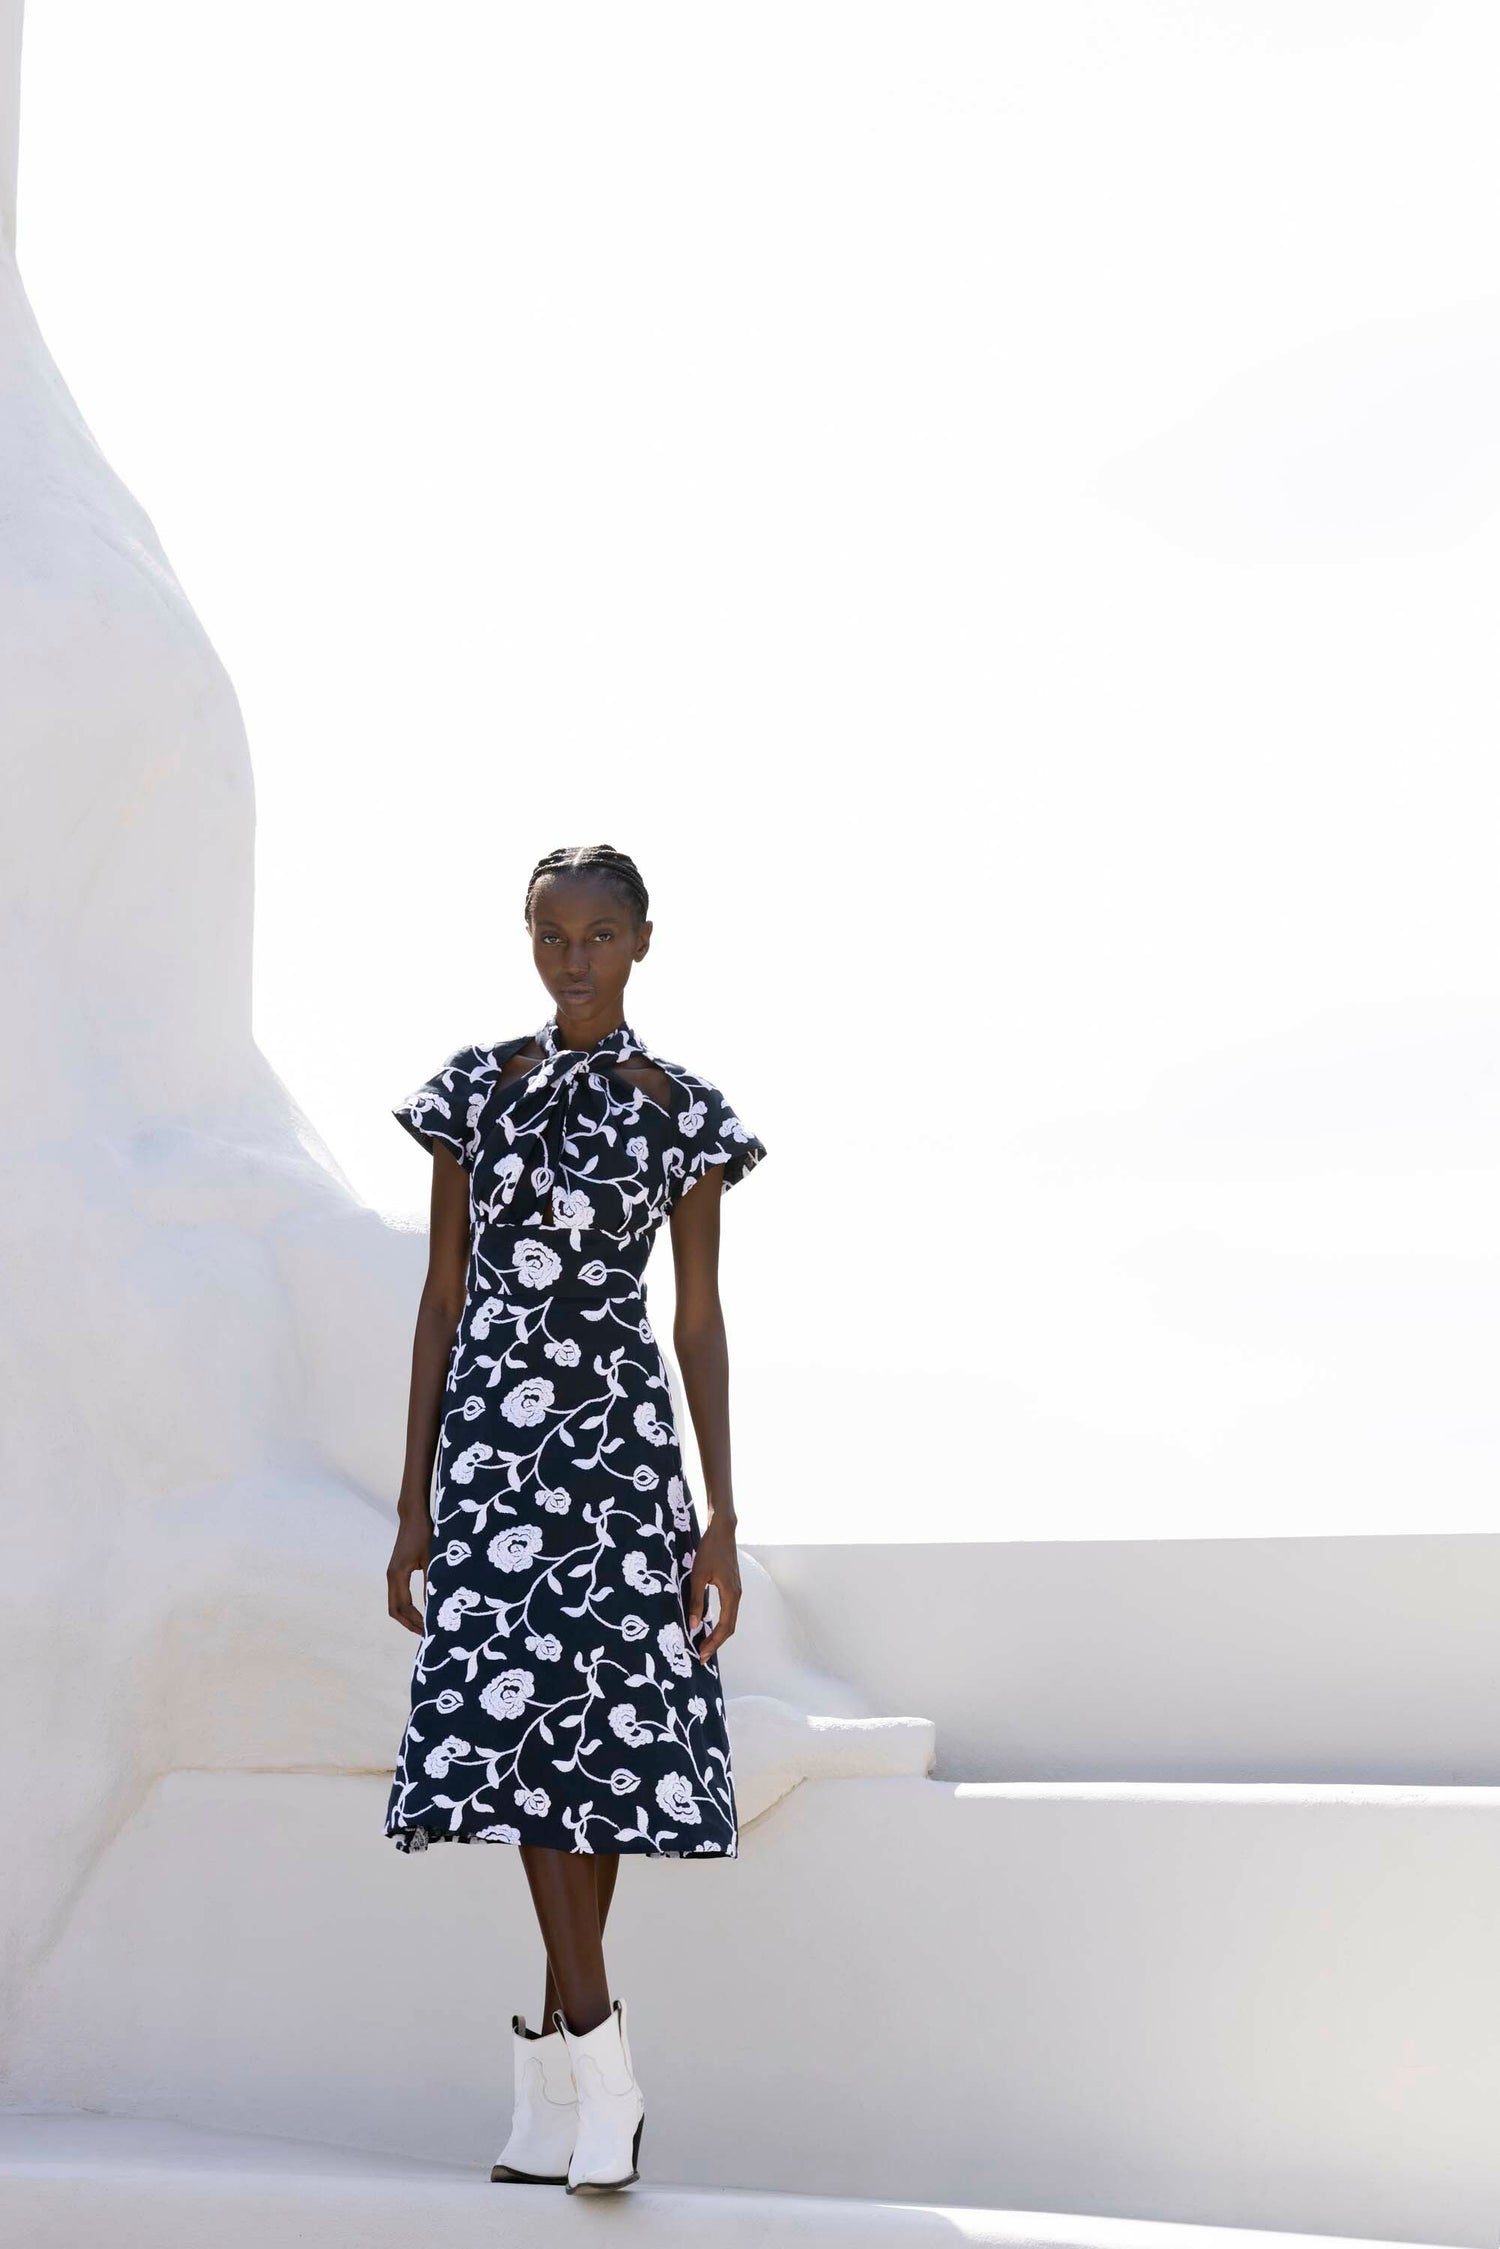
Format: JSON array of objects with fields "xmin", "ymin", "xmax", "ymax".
[
  {"xmin": 687, "ymin": 1511, "xmax": 741, "ymax": 1663},
  {"xmin": 387, "ymin": 1512, "xmax": 431, "ymax": 1635}
]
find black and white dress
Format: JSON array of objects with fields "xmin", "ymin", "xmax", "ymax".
[{"xmin": 384, "ymin": 1016, "xmax": 766, "ymax": 1859}]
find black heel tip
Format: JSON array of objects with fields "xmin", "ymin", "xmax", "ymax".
[{"xmin": 562, "ymin": 2110, "xmax": 644, "ymax": 2192}]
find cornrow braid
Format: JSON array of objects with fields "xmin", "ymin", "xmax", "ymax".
[{"xmin": 524, "ymin": 843, "xmax": 650, "ymax": 928}]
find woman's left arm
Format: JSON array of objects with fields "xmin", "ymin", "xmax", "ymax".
[{"xmin": 668, "ymin": 1164, "xmax": 742, "ymax": 1662}]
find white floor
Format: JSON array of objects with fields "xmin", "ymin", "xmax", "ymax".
[{"xmin": 0, "ymin": 2114, "xmax": 1455, "ymax": 2249}]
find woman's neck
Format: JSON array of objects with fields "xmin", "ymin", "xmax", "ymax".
[{"xmin": 550, "ymin": 1003, "xmax": 628, "ymax": 1053}]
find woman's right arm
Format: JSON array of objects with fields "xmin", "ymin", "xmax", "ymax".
[{"xmin": 386, "ymin": 1143, "xmax": 472, "ymax": 1633}]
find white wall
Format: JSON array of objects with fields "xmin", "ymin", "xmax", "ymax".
[
  {"xmin": 0, "ymin": 1, "xmax": 17, "ymax": 251},
  {"xmin": 17, "ymin": 3, "xmax": 1500, "ymax": 1543}
]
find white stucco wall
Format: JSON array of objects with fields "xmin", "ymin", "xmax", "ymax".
[{"xmin": 0, "ymin": 2, "xmax": 18, "ymax": 253}]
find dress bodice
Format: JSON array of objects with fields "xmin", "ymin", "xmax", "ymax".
[{"xmin": 394, "ymin": 1017, "xmax": 766, "ymax": 1258}]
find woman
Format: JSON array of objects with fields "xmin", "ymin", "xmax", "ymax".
[{"xmin": 384, "ymin": 842, "xmax": 766, "ymax": 2195}]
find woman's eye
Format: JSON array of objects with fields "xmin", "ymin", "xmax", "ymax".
[{"xmin": 592, "ymin": 930, "xmax": 614, "ymax": 942}]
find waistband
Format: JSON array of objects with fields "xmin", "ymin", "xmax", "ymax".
[{"xmin": 474, "ymin": 1223, "xmax": 650, "ymax": 1300}]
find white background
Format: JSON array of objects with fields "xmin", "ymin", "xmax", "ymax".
[{"xmin": 19, "ymin": 1, "xmax": 1500, "ymax": 1541}]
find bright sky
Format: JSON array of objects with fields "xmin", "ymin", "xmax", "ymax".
[{"xmin": 18, "ymin": 2, "xmax": 1500, "ymax": 1541}]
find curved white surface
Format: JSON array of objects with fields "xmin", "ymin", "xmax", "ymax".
[
  {"xmin": 0, "ymin": 0, "xmax": 924, "ymax": 2102},
  {"xmin": 0, "ymin": 2116, "xmax": 1454, "ymax": 2249}
]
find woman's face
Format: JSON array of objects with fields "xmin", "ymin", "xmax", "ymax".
[{"xmin": 528, "ymin": 872, "xmax": 651, "ymax": 1021}]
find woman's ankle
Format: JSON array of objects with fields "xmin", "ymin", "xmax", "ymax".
[{"xmin": 554, "ymin": 1998, "xmax": 613, "ymax": 2038}]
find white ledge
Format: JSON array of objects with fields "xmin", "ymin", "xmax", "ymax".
[
  {"xmin": 948, "ymin": 1780, "xmax": 1500, "ymax": 1807},
  {"xmin": 0, "ymin": 2115, "xmax": 1454, "ymax": 2249}
]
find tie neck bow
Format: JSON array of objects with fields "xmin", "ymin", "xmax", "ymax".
[{"xmin": 537, "ymin": 1017, "xmax": 644, "ymax": 1075}]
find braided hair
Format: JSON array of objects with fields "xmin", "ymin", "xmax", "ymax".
[{"xmin": 524, "ymin": 844, "xmax": 650, "ymax": 928}]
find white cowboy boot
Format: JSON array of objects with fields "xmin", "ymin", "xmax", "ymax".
[
  {"xmin": 552, "ymin": 1998, "xmax": 645, "ymax": 2193},
  {"xmin": 490, "ymin": 2013, "xmax": 578, "ymax": 2184}
]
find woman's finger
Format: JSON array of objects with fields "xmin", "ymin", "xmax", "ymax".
[
  {"xmin": 388, "ymin": 1567, "xmax": 424, "ymax": 1635},
  {"xmin": 697, "ymin": 1583, "xmax": 738, "ymax": 1661}
]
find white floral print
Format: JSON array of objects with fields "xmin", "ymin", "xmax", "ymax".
[
  {"xmin": 657, "ymin": 1620, "xmax": 694, "ymax": 1678},
  {"xmin": 634, "ymin": 1400, "xmax": 672, "ymax": 1446},
  {"xmin": 423, "ymin": 1734, "xmax": 470, "ymax": 1779},
  {"xmin": 493, "ymin": 1151, "xmax": 524, "ymax": 1202},
  {"xmin": 501, "ymin": 1376, "xmax": 554, "ymax": 1427},
  {"xmin": 479, "ymin": 1668, "xmax": 534, "ymax": 1721},
  {"xmin": 487, "ymin": 1523, "xmax": 544, "ymax": 1572},
  {"xmin": 408, "ymin": 1086, "xmax": 452, "ymax": 1132},
  {"xmin": 655, "ymin": 1772, "xmax": 701, "ymax": 1824},
  {"xmin": 608, "ymin": 1701, "xmax": 653, "ymax": 1746},
  {"xmin": 450, "ymin": 1443, "xmax": 493, "ymax": 1484},
  {"xmin": 552, "ymin": 1187, "xmax": 595, "ymax": 1243},
  {"xmin": 385, "ymin": 1013, "xmax": 765, "ymax": 1858},
  {"xmin": 513, "ymin": 1238, "xmax": 563, "ymax": 1289}
]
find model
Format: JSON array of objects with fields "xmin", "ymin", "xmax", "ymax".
[{"xmin": 383, "ymin": 841, "xmax": 767, "ymax": 2193}]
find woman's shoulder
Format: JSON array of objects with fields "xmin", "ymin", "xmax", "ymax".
[
  {"xmin": 642, "ymin": 1047, "xmax": 746, "ymax": 1108},
  {"xmin": 633, "ymin": 1042, "xmax": 719, "ymax": 1093},
  {"xmin": 636, "ymin": 1045, "xmax": 768, "ymax": 1186}
]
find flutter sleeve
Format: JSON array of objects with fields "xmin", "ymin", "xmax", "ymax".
[
  {"xmin": 392, "ymin": 1044, "xmax": 485, "ymax": 1170},
  {"xmin": 672, "ymin": 1076, "xmax": 768, "ymax": 1202}
]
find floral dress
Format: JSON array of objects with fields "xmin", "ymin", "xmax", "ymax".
[{"xmin": 384, "ymin": 1015, "xmax": 766, "ymax": 1858}]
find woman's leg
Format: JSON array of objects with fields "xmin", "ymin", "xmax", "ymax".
[{"xmin": 522, "ymin": 1846, "xmax": 621, "ymax": 2036}]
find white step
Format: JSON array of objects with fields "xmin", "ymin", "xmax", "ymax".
[
  {"xmin": 0, "ymin": 2115, "xmax": 1455, "ymax": 2249},
  {"xmin": 6, "ymin": 1771, "xmax": 1498, "ymax": 2242},
  {"xmin": 749, "ymin": 1535, "xmax": 1500, "ymax": 1782}
]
